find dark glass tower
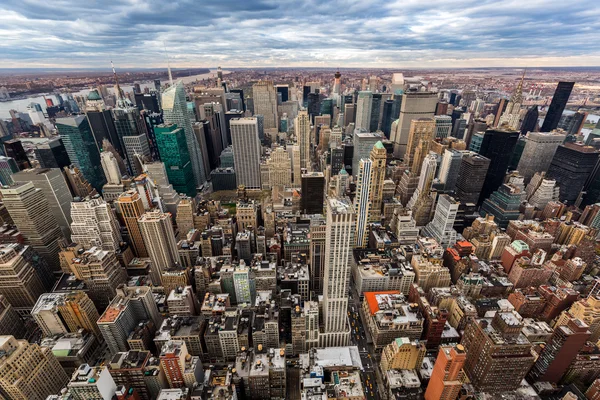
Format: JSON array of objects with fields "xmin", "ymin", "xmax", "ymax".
[
  {"xmin": 301, "ymin": 172, "xmax": 325, "ymax": 214},
  {"xmin": 3, "ymin": 139, "xmax": 30, "ymax": 170},
  {"xmin": 230, "ymin": 89, "xmax": 245, "ymax": 112},
  {"xmin": 134, "ymin": 92, "xmax": 161, "ymax": 113},
  {"xmin": 154, "ymin": 123, "xmax": 196, "ymax": 197},
  {"xmin": 455, "ymin": 152, "xmax": 491, "ymax": 204},
  {"xmin": 520, "ymin": 105, "xmax": 539, "ymax": 135},
  {"xmin": 369, "ymin": 93, "xmax": 382, "ymax": 132},
  {"xmin": 546, "ymin": 142, "xmax": 599, "ymax": 205},
  {"xmin": 381, "ymin": 99, "xmax": 394, "ymax": 139},
  {"xmin": 477, "ymin": 128, "xmax": 520, "ymax": 204},
  {"xmin": 541, "ymin": 82, "xmax": 575, "ymax": 132},
  {"xmin": 34, "ymin": 138, "xmax": 71, "ymax": 169}
]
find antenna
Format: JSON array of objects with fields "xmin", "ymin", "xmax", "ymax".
[
  {"xmin": 163, "ymin": 42, "xmax": 173, "ymax": 85},
  {"xmin": 111, "ymin": 61, "xmax": 125, "ymax": 105}
]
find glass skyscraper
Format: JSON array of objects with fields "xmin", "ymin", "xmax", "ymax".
[
  {"xmin": 56, "ymin": 115, "xmax": 106, "ymax": 192},
  {"xmin": 154, "ymin": 124, "xmax": 196, "ymax": 197}
]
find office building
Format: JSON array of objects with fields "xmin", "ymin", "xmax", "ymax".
[
  {"xmin": 391, "ymin": 91, "xmax": 438, "ymax": 157},
  {"xmin": 32, "ymin": 291, "xmax": 100, "ymax": 337},
  {"xmin": 528, "ymin": 317, "xmax": 590, "ymax": 383},
  {"xmin": 380, "ymin": 337, "xmax": 426, "ymax": 372},
  {"xmin": 541, "ymin": 82, "xmax": 575, "ymax": 132},
  {"xmin": 101, "ymin": 151, "xmax": 122, "ymax": 185},
  {"xmin": 230, "ymin": 117, "xmax": 261, "ymax": 189},
  {"xmin": 423, "ymin": 195, "xmax": 459, "ymax": 248},
  {"xmin": 56, "ymin": 115, "xmax": 106, "ymax": 192},
  {"xmin": 355, "ymin": 91, "xmax": 373, "ymax": 131},
  {"xmin": 301, "ymin": 172, "xmax": 324, "ymax": 214},
  {"xmin": 434, "ymin": 115, "xmax": 453, "ymax": 139},
  {"xmin": 70, "ymin": 196, "xmax": 122, "ymax": 251},
  {"xmin": 0, "ymin": 182, "xmax": 64, "ymax": 270},
  {"xmin": 115, "ymin": 191, "xmax": 148, "ymax": 257},
  {"xmin": 424, "ymin": 344, "xmax": 467, "ymax": 400},
  {"xmin": 320, "ymin": 197, "xmax": 354, "ymax": 347},
  {"xmin": 0, "ymin": 156, "xmax": 17, "ymax": 186},
  {"xmin": 162, "ymin": 81, "xmax": 206, "ymax": 186},
  {"xmin": 252, "ymin": 80, "xmax": 278, "ymax": 130},
  {"xmin": 477, "ymin": 128, "xmax": 520, "ymax": 204},
  {"xmin": 85, "ymin": 89, "xmax": 122, "ymax": 155},
  {"xmin": 498, "ymin": 74, "xmax": 525, "ymax": 130},
  {"xmin": 516, "ymin": 130, "xmax": 567, "ymax": 183},
  {"xmin": 3, "ymin": 139, "xmax": 30, "ymax": 170},
  {"xmin": 0, "ymin": 335, "xmax": 69, "ymax": 400},
  {"xmin": 520, "ymin": 105, "xmax": 539, "ymax": 135},
  {"xmin": 154, "ymin": 124, "xmax": 196, "ymax": 197},
  {"xmin": 461, "ymin": 312, "xmax": 534, "ymax": 392},
  {"xmin": 295, "ymin": 109, "xmax": 311, "ymax": 170},
  {"xmin": 34, "ymin": 137, "xmax": 71, "ymax": 169},
  {"xmin": 112, "ymin": 106, "xmax": 150, "ymax": 175},
  {"xmin": 352, "ymin": 131, "xmax": 382, "ymax": 176},
  {"xmin": 266, "ymin": 147, "xmax": 292, "ymax": 187},
  {"xmin": 480, "ymin": 184, "xmax": 525, "ymax": 229},
  {"xmin": 138, "ymin": 210, "xmax": 179, "ymax": 285},
  {"xmin": 0, "ymin": 295, "xmax": 25, "ymax": 339},
  {"xmin": 0, "ymin": 243, "xmax": 50, "ymax": 312},
  {"xmin": 405, "ymin": 118, "xmax": 435, "ymax": 170},
  {"xmin": 11, "ymin": 168, "xmax": 73, "ymax": 239},
  {"xmin": 547, "ymin": 142, "xmax": 600, "ymax": 204},
  {"xmin": 68, "ymin": 364, "xmax": 117, "ymax": 400}
]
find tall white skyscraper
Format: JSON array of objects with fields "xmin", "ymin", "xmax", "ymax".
[
  {"xmin": 100, "ymin": 151, "xmax": 122, "ymax": 185},
  {"xmin": 423, "ymin": 194, "xmax": 459, "ymax": 248},
  {"xmin": 138, "ymin": 210, "xmax": 179, "ymax": 285},
  {"xmin": 320, "ymin": 196, "xmax": 354, "ymax": 347},
  {"xmin": 162, "ymin": 81, "xmax": 206, "ymax": 186},
  {"xmin": 354, "ymin": 158, "xmax": 372, "ymax": 248},
  {"xmin": 252, "ymin": 80, "xmax": 278, "ymax": 130},
  {"xmin": 355, "ymin": 91, "xmax": 373, "ymax": 131},
  {"xmin": 231, "ymin": 117, "xmax": 262, "ymax": 189},
  {"xmin": 295, "ymin": 109, "xmax": 311, "ymax": 170},
  {"xmin": 70, "ymin": 197, "xmax": 122, "ymax": 252}
]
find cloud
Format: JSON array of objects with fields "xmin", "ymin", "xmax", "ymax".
[{"xmin": 0, "ymin": 0, "xmax": 598, "ymax": 68}]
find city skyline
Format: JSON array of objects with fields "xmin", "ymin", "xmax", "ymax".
[{"xmin": 0, "ymin": 0, "xmax": 599, "ymax": 69}]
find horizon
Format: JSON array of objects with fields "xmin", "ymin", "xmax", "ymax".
[{"xmin": 0, "ymin": 0, "xmax": 599, "ymax": 68}]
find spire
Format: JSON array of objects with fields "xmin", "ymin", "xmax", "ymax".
[
  {"xmin": 164, "ymin": 42, "xmax": 173, "ymax": 85},
  {"xmin": 111, "ymin": 61, "xmax": 126, "ymax": 107},
  {"xmin": 510, "ymin": 69, "xmax": 526, "ymax": 105}
]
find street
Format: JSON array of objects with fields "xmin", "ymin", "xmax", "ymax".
[{"xmin": 348, "ymin": 291, "xmax": 382, "ymax": 400}]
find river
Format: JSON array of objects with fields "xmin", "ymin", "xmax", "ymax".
[{"xmin": 0, "ymin": 69, "xmax": 230, "ymax": 118}]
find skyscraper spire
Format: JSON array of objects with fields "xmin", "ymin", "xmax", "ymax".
[
  {"xmin": 164, "ymin": 42, "xmax": 173, "ymax": 85},
  {"xmin": 510, "ymin": 69, "xmax": 526, "ymax": 105},
  {"xmin": 111, "ymin": 61, "xmax": 126, "ymax": 106}
]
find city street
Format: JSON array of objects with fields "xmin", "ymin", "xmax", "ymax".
[{"xmin": 348, "ymin": 292, "xmax": 381, "ymax": 400}]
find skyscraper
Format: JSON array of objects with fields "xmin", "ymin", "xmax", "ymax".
[
  {"xmin": 498, "ymin": 72, "xmax": 525, "ymax": 130},
  {"xmin": 546, "ymin": 142, "xmax": 600, "ymax": 205},
  {"xmin": 154, "ymin": 124, "xmax": 196, "ymax": 197},
  {"xmin": 11, "ymin": 168, "xmax": 73, "ymax": 239},
  {"xmin": 34, "ymin": 137, "xmax": 71, "ymax": 169},
  {"xmin": 455, "ymin": 152, "xmax": 491, "ymax": 204},
  {"xmin": 101, "ymin": 151, "xmax": 122, "ymax": 185},
  {"xmin": 115, "ymin": 190, "xmax": 148, "ymax": 257},
  {"xmin": 112, "ymin": 106, "xmax": 151, "ymax": 175},
  {"xmin": 320, "ymin": 197, "xmax": 354, "ymax": 347},
  {"xmin": 70, "ymin": 196, "xmax": 122, "ymax": 252},
  {"xmin": 0, "ymin": 335, "xmax": 70, "ymax": 400},
  {"xmin": 31, "ymin": 292, "xmax": 100, "ymax": 337},
  {"xmin": 520, "ymin": 105, "xmax": 539, "ymax": 135},
  {"xmin": 162, "ymin": 81, "xmax": 206, "ymax": 186},
  {"xmin": 56, "ymin": 115, "xmax": 106, "ymax": 192},
  {"xmin": 352, "ymin": 131, "xmax": 383, "ymax": 175},
  {"xmin": 138, "ymin": 210, "xmax": 179, "ymax": 285},
  {"xmin": 85, "ymin": 89, "xmax": 123, "ymax": 156},
  {"xmin": 391, "ymin": 91, "xmax": 438, "ymax": 158},
  {"xmin": 295, "ymin": 109, "xmax": 311, "ymax": 170},
  {"xmin": 230, "ymin": 117, "xmax": 261, "ymax": 189},
  {"xmin": 0, "ymin": 156, "xmax": 17, "ymax": 186},
  {"xmin": 434, "ymin": 115, "xmax": 452, "ymax": 139},
  {"xmin": 438, "ymin": 149, "xmax": 464, "ymax": 192},
  {"xmin": 300, "ymin": 172, "xmax": 325, "ymax": 215},
  {"xmin": 423, "ymin": 194, "xmax": 459, "ymax": 248},
  {"xmin": 405, "ymin": 118, "xmax": 435, "ymax": 170},
  {"xmin": 424, "ymin": 344, "xmax": 467, "ymax": 400},
  {"xmin": 354, "ymin": 142, "xmax": 386, "ymax": 247},
  {"xmin": 355, "ymin": 91, "xmax": 373, "ymax": 131},
  {"xmin": 0, "ymin": 182, "xmax": 64, "ymax": 270},
  {"xmin": 527, "ymin": 317, "xmax": 590, "ymax": 383},
  {"xmin": 476, "ymin": 128, "xmax": 520, "ymax": 204},
  {"xmin": 516, "ymin": 130, "xmax": 567, "ymax": 183},
  {"xmin": 541, "ymin": 81, "xmax": 575, "ymax": 132},
  {"xmin": 252, "ymin": 80, "xmax": 278, "ymax": 130}
]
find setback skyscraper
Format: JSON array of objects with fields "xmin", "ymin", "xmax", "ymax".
[
  {"xmin": 516, "ymin": 130, "xmax": 567, "ymax": 183},
  {"xmin": 230, "ymin": 117, "xmax": 262, "ymax": 189}
]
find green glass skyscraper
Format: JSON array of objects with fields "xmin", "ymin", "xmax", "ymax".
[
  {"xmin": 56, "ymin": 115, "xmax": 106, "ymax": 192},
  {"xmin": 154, "ymin": 123, "xmax": 196, "ymax": 197}
]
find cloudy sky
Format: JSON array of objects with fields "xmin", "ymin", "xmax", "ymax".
[{"xmin": 0, "ymin": 0, "xmax": 599, "ymax": 69}]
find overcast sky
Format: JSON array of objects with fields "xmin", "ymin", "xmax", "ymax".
[{"xmin": 0, "ymin": 0, "xmax": 599, "ymax": 69}]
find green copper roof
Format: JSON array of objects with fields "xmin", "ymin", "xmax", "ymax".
[
  {"xmin": 339, "ymin": 168, "xmax": 348, "ymax": 175},
  {"xmin": 374, "ymin": 141, "xmax": 385, "ymax": 149},
  {"xmin": 87, "ymin": 90, "xmax": 101, "ymax": 101}
]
